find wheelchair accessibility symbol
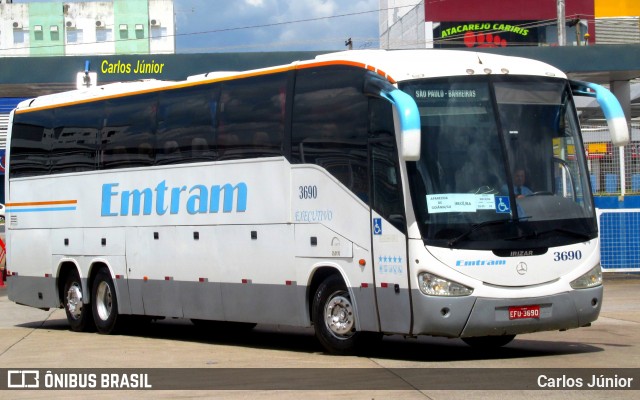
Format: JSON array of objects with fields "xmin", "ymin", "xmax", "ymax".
[
  {"xmin": 373, "ymin": 218, "xmax": 382, "ymax": 235},
  {"xmin": 495, "ymin": 196, "xmax": 511, "ymax": 213}
]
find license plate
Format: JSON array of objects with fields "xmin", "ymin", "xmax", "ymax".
[{"xmin": 508, "ymin": 305, "xmax": 540, "ymax": 320}]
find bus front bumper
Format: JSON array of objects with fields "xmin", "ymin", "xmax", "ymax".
[{"xmin": 411, "ymin": 285, "xmax": 603, "ymax": 338}]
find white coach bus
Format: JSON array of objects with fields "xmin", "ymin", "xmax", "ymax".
[{"xmin": 5, "ymin": 50, "xmax": 629, "ymax": 354}]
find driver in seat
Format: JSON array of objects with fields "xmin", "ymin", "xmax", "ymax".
[{"xmin": 511, "ymin": 168, "xmax": 532, "ymax": 198}]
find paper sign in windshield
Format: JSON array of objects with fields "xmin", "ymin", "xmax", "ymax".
[{"xmin": 426, "ymin": 194, "xmax": 496, "ymax": 214}]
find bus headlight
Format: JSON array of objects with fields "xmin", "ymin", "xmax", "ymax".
[
  {"xmin": 570, "ymin": 264, "xmax": 603, "ymax": 289},
  {"xmin": 418, "ymin": 272, "xmax": 473, "ymax": 296}
]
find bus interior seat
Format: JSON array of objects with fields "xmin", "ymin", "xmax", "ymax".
[
  {"xmin": 101, "ymin": 145, "xmax": 128, "ymax": 168},
  {"xmin": 130, "ymin": 142, "xmax": 154, "ymax": 166},
  {"xmin": 217, "ymin": 134, "xmax": 240, "ymax": 159},
  {"xmin": 163, "ymin": 140, "xmax": 180, "ymax": 155},
  {"xmin": 191, "ymin": 137, "xmax": 208, "ymax": 150},
  {"xmin": 138, "ymin": 142, "xmax": 153, "ymax": 156},
  {"xmin": 191, "ymin": 137, "xmax": 215, "ymax": 159}
]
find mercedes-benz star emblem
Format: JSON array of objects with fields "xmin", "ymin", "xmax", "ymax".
[{"xmin": 516, "ymin": 262, "xmax": 528, "ymax": 275}]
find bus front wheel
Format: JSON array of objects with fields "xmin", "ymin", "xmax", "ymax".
[
  {"xmin": 312, "ymin": 275, "xmax": 361, "ymax": 355},
  {"xmin": 92, "ymin": 269, "xmax": 120, "ymax": 334},
  {"xmin": 63, "ymin": 269, "xmax": 94, "ymax": 332}
]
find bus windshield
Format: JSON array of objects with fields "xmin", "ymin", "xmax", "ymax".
[{"xmin": 402, "ymin": 76, "xmax": 597, "ymax": 250}]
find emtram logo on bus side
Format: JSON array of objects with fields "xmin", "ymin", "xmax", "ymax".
[{"xmin": 100, "ymin": 181, "xmax": 247, "ymax": 217}]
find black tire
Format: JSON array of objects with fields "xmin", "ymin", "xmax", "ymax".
[
  {"xmin": 312, "ymin": 275, "xmax": 361, "ymax": 355},
  {"xmin": 462, "ymin": 334, "xmax": 516, "ymax": 348},
  {"xmin": 91, "ymin": 269, "xmax": 120, "ymax": 334},
  {"xmin": 62, "ymin": 269, "xmax": 94, "ymax": 332}
]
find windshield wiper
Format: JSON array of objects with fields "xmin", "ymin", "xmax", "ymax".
[
  {"xmin": 447, "ymin": 217, "xmax": 529, "ymax": 247},
  {"xmin": 506, "ymin": 226, "xmax": 592, "ymax": 241}
]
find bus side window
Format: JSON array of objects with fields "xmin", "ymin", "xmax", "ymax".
[
  {"xmin": 291, "ymin": 66, "xmax": 368, "ymax": 197},
  {"xmin": 369, "ymin": 97, "xmax": 395, "ymax": 137},
  {"xmin": 368, "ymin": 97, "xmax": 405, "ymax": 229},
  {"xmin": 50, "ymin": 103, "xmax": 100, "ymax": 174},
  {"xmin": 217, "ymin": 73, "xmax": 287, "ymax": 160},
  {"xmin": 9, "ymin": 109, "xmax": 54, "ymax": 178},
  {"xmin": 156, "ymin": 84, "xmax": 218, "ymax": 165},
  {"xmin": 101, "ymin": 94, "xmax": 157, "ymax": 170},
  {"xmin": 372, "ymin": 139, "xmax": 406, "ymax": 233}
]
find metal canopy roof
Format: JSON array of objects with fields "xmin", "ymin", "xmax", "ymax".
[
  {"xmin": 472, "ymin": 44, "xmax": 640, "ymax": 83},
  {"xmin": 1, "ymin": 45, "xmax": 638, "ymax": 120}
]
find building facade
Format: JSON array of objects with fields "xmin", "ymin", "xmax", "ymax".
[
  {"xmin": 0, "ymin": 0, "xmax": 175, "ymax": 201},
  {"xmin": 380, "ymin": 0, "xmax": 640, "ymax": 49},
  {"xmin": 0, "ymin": 0, "xmax": 175, "ymax": 57}
]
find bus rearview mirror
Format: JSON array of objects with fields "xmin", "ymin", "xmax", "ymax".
[
  {"xmin": 388, "ymin": 89, "xmax": 421, "ymax": 161},
  {"xmin": 571, "ymin": 81, "xmax": 629, "ymax": 147}
]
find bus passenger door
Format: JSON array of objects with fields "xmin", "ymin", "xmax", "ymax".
[{"xmin": 370, "ymin": 138, "xmax": 412, "ymax": 334}]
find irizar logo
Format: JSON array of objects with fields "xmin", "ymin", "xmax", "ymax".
[
  {"xmin": 455, "ymin": 259, "xmax": 507, "ymax": 267},
  {"xmin": 101, "ymin": 180, "xmax": 247, "ymax": 216}
]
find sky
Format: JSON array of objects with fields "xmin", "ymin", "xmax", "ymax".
[
  {"xmin": 11, "ymin": 0, "xmax": 390, "ymax": 53},
  {"xmin": 173, "ymin": 0, "xmax": 382, "ymax": 53}
]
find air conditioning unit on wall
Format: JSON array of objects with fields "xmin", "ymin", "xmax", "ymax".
[
  {"xmin": 150, "ymin": 19, "xmax": 161, "ymax": 27},
  {"xmin": 66, "ymin": 21, "xmax": 76, "ymax": 29},
  {"xmin": 12, "ymin": 21, "xmax": 23, "ymax": 29}
]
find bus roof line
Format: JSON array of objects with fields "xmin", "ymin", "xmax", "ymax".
[{"xmin": 15, "ymin": 58, "xmax": 396, "ymax": 114}]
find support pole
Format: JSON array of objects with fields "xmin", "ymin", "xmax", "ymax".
[
  {"xmin": 611, "ymin": 80, "xmax": 632, "ymax": 197},
  {"xmin": 557, "ymin": 0, "xmax": 566, "ymax": 46},
  {"xmin": 620, "ymin": 146, "xmax": 626, "ymax": 197}
]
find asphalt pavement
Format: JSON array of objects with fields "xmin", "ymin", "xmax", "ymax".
[{"xmin": 0, "ymin": 273, "xmax": 638, "ymax": 399}]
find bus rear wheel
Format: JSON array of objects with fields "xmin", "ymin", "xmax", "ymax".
[
  {"xmin": 63, "ymin": 269, "xmax": 94, "ymax": 332},
  {"xmin": 462, "ymin": 335, "xmax": 516, "ymax": 348},
  {"xmin": 92, "ymin": 269, "xmax": 120, "ymax": 334},
  {"xmin": 312, "ymin": 275, "xmax": 362, "ymax": 355}
]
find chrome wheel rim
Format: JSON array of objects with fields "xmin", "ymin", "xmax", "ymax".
[
  {"xmin": 324, "ymin": 291, "xmax": 355, "ymax": 339},
  {"xmin": 66, "ymin": 282, "xmax": 83, "ymax": 320},
  {"xmin": 95, "ymin": 281, "xmax": 113, "ymax": 322}
]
